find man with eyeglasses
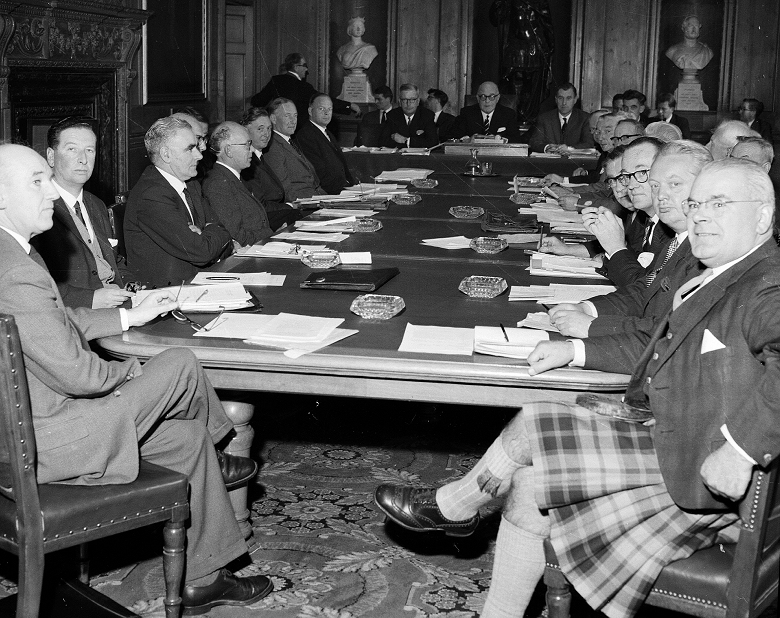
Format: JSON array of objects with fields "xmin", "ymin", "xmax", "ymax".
[
  {"xmin": 295, "ymin": 93, "xmax": 355, "ymax": 194},
  {"xmin": 172, "ymin": 108, "xmax": 213, "ymax": 178},
  {"xmin": 729, "ymin": 136, "xmax": 774, "ymax": 173},
  {"xmin": 737, "ymin": 98, "xmax": 773, "ymax": 142},
  {"xmin": 379, "ymin": 83, "xmax": 438, "ymax": 148},
  {"xmin": 528, "ymin": 83, "xmax": 594, "ymax": 153},
  {"xmin": 612, "ymin": 119, "xmax": 645, "ymax": 146},
  {"xmin": 203, "ymin": 121, "xmax": 273, "ymax": 247},
  {"xmin": 251, "ymin": 52, "xmax": 360, "ymax": 126},
  {"xmin": 449, "ymin": 81, "xmax": 521, "ymax": 142},
  {"xmin": 706, "ymin": 120, "xmax": 760, "ymax": 161}
]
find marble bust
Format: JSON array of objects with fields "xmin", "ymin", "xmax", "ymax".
[
  {"xmin": 336, "ymin": 17, "xmax": 378, "ymax": 73},
  {"xmin": 665, "ymin": 15, "xmax": 714, "ymax": 72}
]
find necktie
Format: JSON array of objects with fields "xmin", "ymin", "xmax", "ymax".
[
  {"xmin": 405, "ymin": 114, "xmax": 411, "ymax": 126},
  {"xmin": 672, "ymin": 268, "xmax": 714, "ymax": 310},
  {"xmin": 642, "ymin": 219, "xmax": 657, "ymax": 251},
  {"xmin": 644, "ymin": 237, "xmax": 678, "ymax": 286},
  {"xmin": 73, "ymin": 200, "xmax": 86, "ymax": 227},
  {"xmin": 380, "ymin": 111, "xmax": 386, "ymax": 124},
  {"xmin": 291, "ymin": 138, "xmax": 305, "ymax": 157},
  {"xmin": 483, "ymin": 114, "xmax": 491, "ymax": 133},
  {"xmin": 560, "ymin": 117, "xmax": 568, "ymax": 140},
  {"xmin": 181, "ymin": 187, "xmax": 196, "ymax": 226}
]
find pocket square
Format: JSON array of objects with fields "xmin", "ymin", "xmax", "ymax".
[
  {"xmin": 701, "ymin": 328, "xmax": 726, "ymax": 354},
  {"xmin": 108, "ymin": 238, "xmax": 119, "ymax": 248},
  {"xmin": 637, "ymin": 251, "xmax": 655, "ymax": 268},
  {"xmin": 497, "ymin": 127, "xmax": 506, "ymax": 133},
  {"xmin": 415, "ymin": 130, "xmax": 424, "ymax": 136}
]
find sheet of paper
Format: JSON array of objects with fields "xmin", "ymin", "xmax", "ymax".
[
  {"xmin": 375, "ymin": 168, "xmax": 434, "ymax": 182},
  {"xmin": 234, "ymin": 242, "xmax": 328, "ymax": 259},
  {"xmin": 517, "ymin": 312, "xmax": 559, "ymax": 333},
  {"xmin": 398, "ymin": 323, "xmax": 474, "ymax": 356},
  {"xmin": 498, "ymin": 233, "xmax": 540, "ymax": 244},
  {"xmin": 190, "ymin": 272, "xmax": 286, "ymax": 286},
  {"xmin": 273, "ymin": 231, "xmax": 349, "ymax": 242},
  {"xmin": 133, "ymin": 283, "xmax": 250, "ymax": 311},
  {"xmin": 528, "ymin": 268, "xmax": 607, "ymax": 279},
  {"xmin": 311, "ymin": 209, "xmax": 377, "ymax": 218},
  {"xmin": 194, "ymin": 314, "xmax": 275, "ymax": 339},
  {"xmin": 296, "ymin": 216, "xmax": 356, "ymax": 228},
  {"xmin": 421, "ymin": 236, "xmax": 472, "ymax": 250},
  {"xmin": 338, "ymin": 252, "xmax": 372, "ymax": 264},
  {"xmin": 251, "ymin": 312, "xmax": 344, "ymax": 342},
  {"xmin": 400, "ymin": 148, "xmax": 431, "ymax": 155},
  {"xmin": 509, "ymin": 283, "xmax": 615, "ymax": 303},
  {"xmin": 473, "ymin": 326, "xmax": 550, "ymax": 360},
  {"xmin": 246, "ymin": 328, "xmax": 358, "ymax": 359}
]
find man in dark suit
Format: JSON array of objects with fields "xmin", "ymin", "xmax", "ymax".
[
  {"xmin": 251, "ymin": 52, "xmax": 359, "ymax": 126},
  {"xmin": 379, "ymin": 83, "xmax": 438, "ymax": 148},
  {"xmin": 374, "ymin": 158, "xmax": 780, "ymax": 618},
  {"xmin": 622, "ymin": 89, "xmax": 651, "ymax": 126},
  {"xmin": 730, "ymin": 136, "xmax": 774, "ymax": 173},
  {"xmin": 124, "ymin": 117, "xmax": 233, "ymax": 288},
  {"xmin": 295, "ymin": 94, "xmax": 355, "ymax": 194},
  {"xmin": 0, "ymin": 143, "xmax": 273, "ymax": 613},
  {"xmin": 426, "ymin": 88, "xmax": 456, "ymax": 142},
  {"xmin": 239, "ymin": 107, "xmax": 301, "ymax": 230},
  {"xmin": 656, "ymin": 93, "xmax": 690, "ymax": 139},
  {"xmin": 32, "ymin": 116, "xmax": 133, "ymax": 309},
  {"xmin": 527, "ymin": 82, "xmax": 594, "ymax": 153},
  {"xmin": 355, "ymin": 86, "xmax": 394, "ymax": 147},
  {"xmin": 738, "ymin": 98, "xmax": 773, "ymax": 142},
  {"xmin": 203, "ymin": 121, "xmax": 273, "ymax": 247},
  {"xmin": 449, "ymin": 81, "xmax": 522, "ymax": 142}
]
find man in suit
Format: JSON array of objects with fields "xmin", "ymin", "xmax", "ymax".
[
  {"xmin": 375, "ymin": 158, "xmax": 780, "ymax": 618},
  {"xmin": 622, "ymin": 89, "xmax": 651, "ymax": 126},
  {"xmin": 379, "ymin": 83, "xmax": 438, "ymax": 148},
  {"xmin": 251, "ymin": 52, "xmax": 359, "ymax": 126},
  {"xmin": 172, "ymin": 107, "xmax": 213, "ymax": 178},
  {"xmin": 31, "ymin": 116, "xmax": 133, "ymax": 309},
  {"xmin": 295, "ymin": 93, "xmax": 355, "ymax": 194},
  {"xmin": 239, "ymin": 107, "xmax": 301, "ymax": 230},
  {"xmin": 707, "ymin": 119, "xmax": 760, "ymax": 160},
  {"xmin": 730, "ymin": 135, "xmax": 774, "ymax": 172},
  {"xmin": 426, "ymin": 88, "xmax": 457, "ymax": 142},
  {"xmin": 0, "ymin": 143, "xmax": 273, "ymax": 614},
  {"xmin": 527, "ymin": 82, "xmax": 594, "ymax": 153},
  {"xmin": 611, "ymin": 118, "xmax": 645, "ymax": 147},
  {"xmin": 656, "ymin": 93, "xmax": 690, "ymax": 139},
  {"xmin": 203, "ymin": 122, "xmax": 273, "ymax": 247},
  {"xmin": 449, "ymin": 81, "xmax": 522, "ymax": 143},
  {"xmin": 738, "ymin": 98, "xmax": 773, "ymax": 143},
  {"xmin": 263, "ymin": 98, "xmax": 327, "ymax": 201},
  {"xmin": 355, "ymin": 86, "xmax": 394, "ymax": 147},
  {"xmin": 124, "ymin": 117, "xmax": 233, "ymax": 288}
]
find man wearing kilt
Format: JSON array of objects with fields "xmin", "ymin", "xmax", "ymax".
[{"xmin": 376, "ymin": 158, "xmax": 780, "ymax": 618}]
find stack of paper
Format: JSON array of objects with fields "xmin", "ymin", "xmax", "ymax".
[
  {"xmin": 343, "ymin": 183, "xmax": 406, "ymax": 194},
  {"xmin": 473, "ymin": 326, "xmax": 549, "ymax": 360},
  {"xmin": 527, "ymin": 253, "xmax": 606, "ymax": 279},
  {"xmin": 400, "ymin": 148, "xmax": 431, "ymax": 156},
  {"xmin": 295, "ymin": 216, "xmax": 356, "ymax": 232},
  {"xmin": 311, "ymin": 209, "xmax": 377, "ymax": 218},
  {"xmin": 531, "ymin": 207, "xmax": 588, "ymax": 233},
  {"xmin": 190, "ymin": 272, "xmax": 286, "ymax": 286},
  {"xmin": 509, "ymin": 283, "xmax": 616, "ymax": 303},
  {"xmin": 133, "ymin": 283, "xmax": 252, "ymax": 311},
  {"xmin": 420, "ymin": 236, "xmax": 473, "ymax": 250},
  {"xmin": 273, "ymin": 231, "xmax": 349, "ymax": 243},
  {"xmin": 398, "ymin": 324, "xmax": 474, "ymax": 356},
  {"xmin": 498, "ymin": 232, "xmax": 541, "ymax": 244},
  {"xmin": 517, "ymin": 312, "xmax": 559, "ymax": 333},
  {"xmin": 375, "ymin": 168, "xmax": 434, "ymax": 182},
  {"xmin": 294, "ymin": 194, "xmax": 362, "ymax": 206},
  {"xmin": 234, "ymin": 242, "xmax": 328, "ymax": 259}
]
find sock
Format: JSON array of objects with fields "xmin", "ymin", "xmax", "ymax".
[
  {"xmin": 481, "ymin": 516, "xmax": 546, "ymax": 618},
  {"xmin": 186, "ymin": 569, "xmax": 220, "ymax": 587},
  {"xmin": 436, "ymin": 436, "xmax": 522, "ymax": 521}
]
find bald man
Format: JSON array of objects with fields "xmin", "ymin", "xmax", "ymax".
[
  {"xmin": 707, "ymin": 119, "xmax": 760, "ymax": 160},
  {"xmin": 449, "ymin": 81, "xmax": 522, "ymax": 142}
]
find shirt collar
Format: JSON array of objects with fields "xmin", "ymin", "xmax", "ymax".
[
  {"xmin": 676, "ymin": 230, "xmax": 688, "ymax": 243},
  {"xmin": 310, "ymin": 120, "xmax": 329, "ymax": 137},
  {"xmin": 155, "ymin": 166, "xmax": 187, "ymax": 193},
  {"xmin": 52, "ymin": 179, "xmax": 84, "ymax": 208},
  {"xmin": 273, "ymin": 130, "xmax": 291, "ymax": 144},
  {"xmin": 559, "ymin": 112, "xmax": 571, "ymax": 122},
  {"xmin": 287, "ymin": 70, "xmax": 302, "ymax": 81},
  {"xmin": 0, "ymin": 225, "xmax": 31, "ymax": 254},
  {"xmin": 711, "ymin": 241, "xmax": 765, "ymax": 278},
  {"xmin": 433, "ymin": 110, "xmax": 441, "ymax": 123},
  {"xmin": 251, "ymin": 146, "xmax": 262, "ymax": 159},
  {"xmin": 216, "ymin": 160, "xmax": 241, "ymax": 180}
]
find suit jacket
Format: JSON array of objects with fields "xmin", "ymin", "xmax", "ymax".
[
  {"xmin": 435, "ymin": 111, "xmax": 457, "ymax": 142},
  {"xmin": 250, "ymin": 72, "xmax": 352, "ymax": 126},
  {"xmin": 263, "ymin": 132, "xmax": 325, "ymax": 201},
  {"xmin": 124, "ymin": 166, "xmax": 232, "ymax": 287},
  {"xmin": 599, "ymin": 215, "xmax": 674, "ymax": 288},
  {"xmin": 449, "ymin": 104, "xmax": 522, "ymax": 143},
  {"xmin": 0, "ymin": 229, "xmax": 141, "ymax": 485},
  {"xmin": 527, "ymin": 108, "xmax": 594, "ymax": 152},
  {"xmin": 584, "ymin": 240, "xmax": 780, "ymax": 511},
  {"xmin": 749, "ymin": 116, "xmax": 773, "ymax": 142},
  {"xmin": 241, "ymin": 152, "xmax": 300, "ymax": 230},
  {"xmin": 355, "ymin": 109, "xmax": 385, "ymax": 147},
  {"xmin": 379, "ymin": 107, "xmax": 439, "ymax": 148},
  {"xmin": 203, "ymin": 163, "xmax": 273, "ymax": 246},
  {"xmin": 32, "ymin": 192, "xmax": 126, "ymax": 309},
  {"xmin": 588, "ymin": 237, "xmax": 705, "ymax": 338},
  {"xmin": 668, "ymin": 113, "xmax": 691, "ymax": 139},
  {"xmin": 295, "ymin": 121, "xmax": 354, "ymax": 194}
]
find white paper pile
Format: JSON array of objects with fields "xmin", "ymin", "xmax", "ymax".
[
  {"xmin": 398, "ymin": 324, "xmax": 474, "ymax": 356},
  {"xmin": 133, "ymin": 283, "xmax": 251, "ymax": 311},
  {"xmin": 295, "ymin": 216, "xmax": 356, "ymax": 232},
  {"xmin": 311, "ymin": 208, "xmax": 377, "ymax": 217},
  {"xmin": 375, "ymin": 168, "xmax": 434, "ymax": 182},
  {"xmin": 234, "ymin": 242, "xmax": 328, "ymax": 259},
  {"xmin": 509, "ymin": 283, "xmax": 616, "ymax": 303},
  {"xmin": 400, "ymin": 148, "xmax": 431, "ymax": 156},
  {"xmin": 190, "ymin": 272, "xmax": 286, "ymax": 286},
  {"xmin": 498, "ymin": 232, "xmax": 541, "ymax": 244},
  {"xmin": 273, "ymin": 231, "xmax": 349, "ymax": 243},
  {"xmin": 420, "ymin": 236, "xmax": 472, "ymax": 250},
  {"xmin": 527, "ymin": 252, "xmax": 606, "ymax": 279},
  {"xmin": 473, "ymin": 326, "xmax": 549, "ymax": 360}
]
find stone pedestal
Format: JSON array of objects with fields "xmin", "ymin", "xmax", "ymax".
[
  {"xmin": 340, "ymin": 72, "xmax": 373, "ymax": 103},
  {"xmin": 221, "ymin": 397, "xmax": 255, "ymax": 545},
  {"xmin": 675, "ymin": 82, "xmax": 708, "ymax": 111}
]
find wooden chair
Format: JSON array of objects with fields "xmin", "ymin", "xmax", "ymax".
[
  {"xmin": 0, "ymin": 314, "xmax": 190, "ymax": 618},
  {"xmin": 107, "ymin": 192, "xmax": 128, "ymax": 258},
  {"xmin": 544, "ymin": 460, "xmax": 780, "ymax": 618}
]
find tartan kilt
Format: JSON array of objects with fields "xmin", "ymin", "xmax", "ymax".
[{"xmin": 524, "ymin": 401, "xmax": 741, "ymax": 618}]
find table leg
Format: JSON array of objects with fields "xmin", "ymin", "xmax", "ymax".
[{"xmin": 220, "ymin": 396, "xmax": 255, "ymax": 543}]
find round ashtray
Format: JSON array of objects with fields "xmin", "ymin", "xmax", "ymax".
[
  {"xmin": 509, "ymin": 192, "xmax": 538, "ymax": 205},
  {"xmin": 449, "ymin": 206, "xmax": 485, "ymax": 219},
  {"xmin": 411, "ymin": 178, "xmax": 438, "ymax": 189},
  {"xmin": 458, "ymin": 276, "xmax": 508, "ymax": 299},
  {"xmin": 469, "ymin": 237, "xmax": 508, "ymax": 254},
  {"xmin": 350, "ymin": 294, "xmax": 405, "ymax": 319},
  {"xmin": 300, "ymin": 249, "xmax": 340, "ymax": 268},
  {"xmin": 350, "ymin": 218, "xmax": 383, "ymax": 232},
  {"xmin": 390, "ymin": 193, "xmax": 422, "ymax": 205}
]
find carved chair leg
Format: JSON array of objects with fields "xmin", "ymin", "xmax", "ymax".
[
  {"xmin": 162, "ymin": 519, "xmax": 186, "ymax": 618},
  {"xmin": 17, "ymin": 539, "xmax": 45, "ymax": 618},
  {"xmin": 544, "ymin": 565, "xmax": 572, "ymax": 618},
  {"xmin": 78, "ymin": 543, "xmax": 90, "ymax": 584}
]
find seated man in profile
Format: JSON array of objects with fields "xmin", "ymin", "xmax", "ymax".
[
  {"xmin": 729, "ymin": 135, "xmax": 774, "ymax": 172},
  {"xmin": 203, "ymin": 121, "xmax": 273, "ymax": 247},
  {"xmin": 379, "ymin": 83, "xmax": 438, "ymax": 148},
  {"xmin": 426, "ymin": 88, "xmax": 457, "ymax": 142},
  {"xmin": 527, "ymin": 82, "xmax": 594, "ymax": 153},
  {"xmin": 449, "ymin": 81, "xmax": 521, "ymax": 143},
  {"xmin": 32, "ymin": 116, "xmax": 133, "ymax": 309},
  {"xmin": 707, "ymin": 119, "xmax": 760, "ymax": 160},
  {"xmin": 172, "ymin": 107, "xmax": 213, "ymax": 177},
  {"xmin": 375, "ymin": 158, "xmax": 780, "ymax": 618},
  {"xmin": 124, "ymin": 117, "xmax": 233, "ymax": 287}
]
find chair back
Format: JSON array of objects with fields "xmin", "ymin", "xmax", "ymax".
[
  {"xmin": 107, "ymin": 193, "xmax": 128, "ymax": 258},
  {"xmin": 464, "ymin": 94, "xmax": 518, "ymax": 111}
]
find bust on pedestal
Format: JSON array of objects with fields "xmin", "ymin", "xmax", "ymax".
[
  {"xmin": 337, "ymin": 17, "xmax": 378, "ymax": 103},
  {"xmin": 665, "ymin": 15, "xmax": 713, "ymax": 111}
]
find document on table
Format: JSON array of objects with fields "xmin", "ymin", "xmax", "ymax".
[
  {"xmin": 498, "ymin": 233, "xmax": 540, "ymax": 244},
  {"xmin": 133, "ymin": 283, "xmax": 251, "ymax": 311},
  {"xmin": 190, "ymin": 272, "xmax": 286, "ymax": 286},
  {"xmin": 509, "ymin": 283, "xmax": 615, "ymax": 303},
  {"xmin": 473, "ymin": 326, "xmax": 549, "ymax": 360},
  {"xmin": 311, "ymin": 209, "xmax": 377, "ymax": 218},
  {"xmin": 295, "ymin": 216, "xmax": 356, "ymax": 232},
  {"xmin": 375, "ymin": 168, "xmax": 434, "ymax": 182},
  {"xmin": 339, "ymin": 252, "xmax": 372, "ymax": 264},
  {"xmin": 234, "ymin": 242, "xmax": 328, "ymax": 259},
  {"xmin": 400, "ymin": 148, "xmax": 431, "ymax": 155},
  {"xmin": 527, "ymin": 253, "xmax": 606, "ymax": 279},
  {"xmin": 398, "ymin": 323, "xmax": 474, "ymax": 356},
  {"xmin": 251, "ymin": 312, "xmax": 344, "ymax": 342},
  {"xmin": 421, "ymin": 236, "xmax": 473, "ymax": 250},
  {"xmin": 273, "ymin": 231, "xmax": 349, "ymax": 242},
  {"xmin": 517, "ymin": 312, "xmax": 559, "ymax": 333}
]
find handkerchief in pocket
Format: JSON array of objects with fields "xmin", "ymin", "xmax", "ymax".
[
  {"xmin": 497, "ymin": 127, "xmax": 506, "ymax": 133},
  {"xmin": 108, "ymin": 238, "xmax": 119, "ymax": 248},
  {"xmin": 701, "ymin": 328, "xmax": 726, "ymax": 354},
  {"xmin": 637, "ymin": 251, "xmax": 655, "ymax": 268}
]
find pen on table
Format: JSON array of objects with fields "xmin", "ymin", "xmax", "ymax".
[
  {"xmin": 194, "ymin": 289, "xmax": 208, "ymax": 303},
  {"xmin": 499, "ymin": 323, "xmax": 509, "ymax": 342},
  {"xmin": 174, "ymin": 280, "xmax": 184, "ymax": 302}
]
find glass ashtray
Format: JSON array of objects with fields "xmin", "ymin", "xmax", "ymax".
[
  {"xmin": 510, "ymin": 192, "xmax": 539, "ymax": 205},
  {"xmin": 411, "ymin": 178, "xmax": 438, "ymax": 189},
  {"xmin": 350, "ymin": 218, "xmax": 383, "ymax": 232},
  {"xmin": 391, "ymin": 193, "xmax": 422, "ymax": 205},
  {"xmin": 458, "ymin": 276, "xmax": 508, "ymax": 299},
  {"xmin": 449, "ymin": 206, "xmax": 485, "ymax": 219},
  {"xmin": 300, "ymin": 249, "xmax": 340, "ymax": 268},
  {"xmin": 350, "ymin": 294, "xmax": 405, "ymax": 319},
  {"xmin": 470, "ymin": 237, "xmax": 508, "ymax": 254}
]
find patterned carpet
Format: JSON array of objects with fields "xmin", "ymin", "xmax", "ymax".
[{"xmin": 0, "ymin": 395, "xmax": 777, "ymax": 618}]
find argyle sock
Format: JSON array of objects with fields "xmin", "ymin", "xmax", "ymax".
[{"xmin": 436, "ymin": 436, "xmax": 522, "ymax": 521}]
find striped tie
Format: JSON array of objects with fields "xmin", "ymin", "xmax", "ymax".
[
  {"xmin": 672, "ymin": 267, "xmax": 714, "ymax": 310},
  {"xmin": 483, "ymin": 114, "xmax": 491, "ymax": 133},
  {"xmin": 645, "ymin": 238, "xmax": 678, "ymax": 286}
]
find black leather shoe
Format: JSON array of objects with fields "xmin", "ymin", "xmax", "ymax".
[
  {"xmin": 216, "ymin": 450, "xmax": 258, "ymax": 489},
  {"xmin": 182, "ymin": 569, "xmax": 273, "ymax": 615},
  {"xmin": 374, "ymin": 484, "xmax": 480, "ymax": 537}
]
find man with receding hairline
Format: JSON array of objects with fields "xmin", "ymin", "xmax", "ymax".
[
  {"xmin": 707, "ymin": 119, "xmax": 760, "ymax": 160},
  {"xmin": 379, "ymin": 83, "xmax": 438, "ymax": 148},
  {"xmin": 449, "ymin": 81, "xmax": 522, "ymax": 142}
]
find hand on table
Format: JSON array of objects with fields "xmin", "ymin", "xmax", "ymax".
[
  {"xmin": 542, "ymin": 173, "xmax": 564, "ymax": 186},
  {"xmin": 581, "ymin": 207, "xmax": 625, "ymax": 255},
  {"xmin": 527, "ymin": 341, "xmax": 576, "ymax": 376},
  {"xmin": 700, "ymin": 441, "xmax": 755, "ymax": 502},
  {"xmin": 92, "ymin": 286, "xmax": 134, "ymax": 309},
  {"xmin": 539, "ymin": 236, "xmax": 590, "ymax": 258},
  {"xmin": 548, "ymin": 303, "xmax": 590, "ymax": 318},
  {"xmin": 188, "ymin": 224, "xmax": 203, "ymax": 235},
  {"xmin": 126, "ymin": 289, "xmax": 179, "ymax": 328},
  {"xmin": 549, "ymin": 309, "xmax": 594, "ymax": 338},
  {"xmin": 391, "ymin": 133, "xmax": 407, "ymax": 145}
]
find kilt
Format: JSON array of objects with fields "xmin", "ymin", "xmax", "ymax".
[{"xmin": 524, "ymin": 401, "xmax": 741, "ymax": 618}]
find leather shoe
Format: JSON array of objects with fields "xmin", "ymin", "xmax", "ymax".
[
  {"xmin": 182, "ymin": 569, "xmax": 273, "ymax": 615},
  {"xmin": 216, "ymin": 450, "xmax": 258, "ymax": 489},
  {"xmin": 374, "ymin": 484, "xmax": 479, "ymax": 537}
]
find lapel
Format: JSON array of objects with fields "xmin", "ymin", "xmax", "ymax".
[
  {"xmin": 82, "ymin": 193, "xmax": 118, "ymax": 271},
  {"xmin": 551, "ymin": 113, "xmax": 562, "ymax": 143},
  {"xmin": 52, "ymin": 198, "xmax": 87, "ymax": 248},
  {"xmin": 258, "ymin": 154, "xmax": 285, "ymax": 194},
  {"xmin": 184, "ymin": 180, "xmax": 205, "ymax": 227}
]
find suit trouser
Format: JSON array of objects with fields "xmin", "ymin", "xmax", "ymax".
[{"xmin": 118, "ymin": 348, "xmax": 247, "ymax": 582}]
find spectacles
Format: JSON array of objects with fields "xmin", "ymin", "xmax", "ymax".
[
  {"xmin": 171, "ymin": 308, "xmax": 226, "ymax": 333},
  {"xmin": 296, "ymin": 63, "xmax": 308, "ymax": 68},
  {"xmin": 227, "ymin": 141, "xmax": 252, "ymax": 149},
  {"xmin": 682, "ymin": 199, "xmax": 763, "ymax": 216},
  {"xmin": 617, "ymin": 169, "xmax": 649, "ymax": 185},
  {"xmin": 605, "ymin": 176, "xmax": 621, "ymax": 187},
  {"xmin": 477, "ymin": 94, "xmax": 499, "ymax": 101},
  {"xmin": 400, "ymin": 97, "xmax": 419, "ymax": 103},
  {"xmin": 611, "ymin": 134, "xmax": 642, "ymax": 144},
  {"xmin": 737, "ymin": 107, "xmax": 755, "ymax": 112}
]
